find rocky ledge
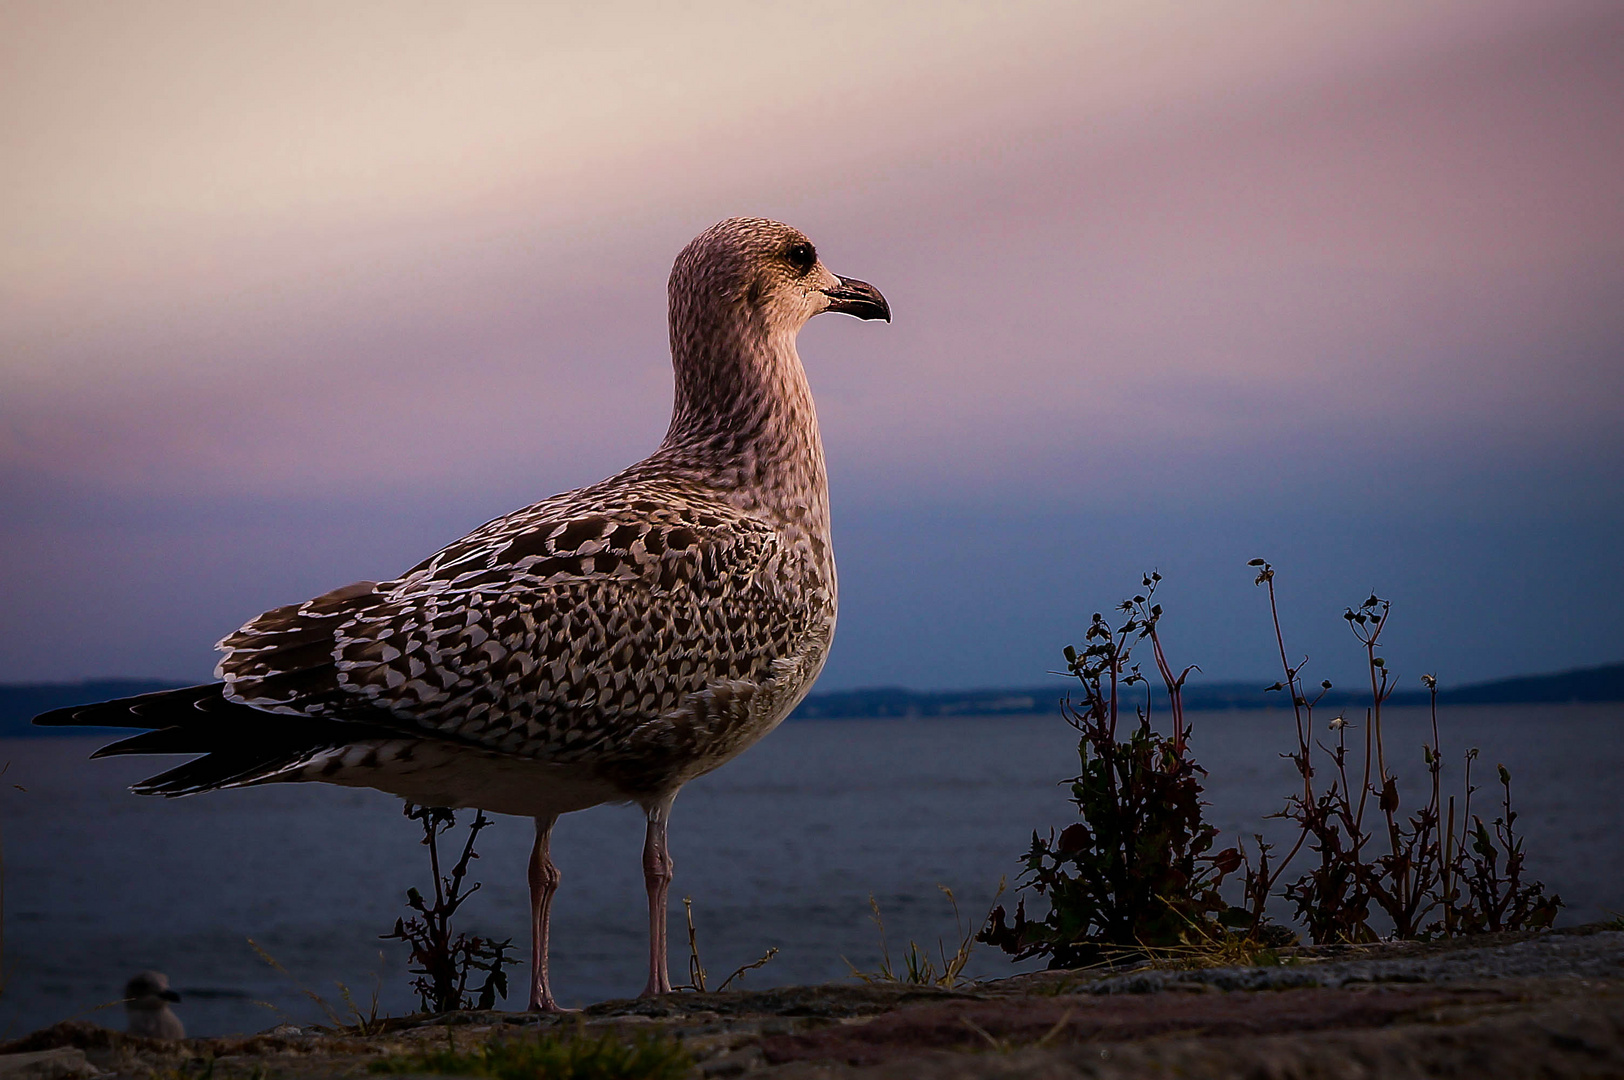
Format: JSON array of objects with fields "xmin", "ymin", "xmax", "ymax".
[{"xmin": 4, "ymin": 924, "xmax": 1621, "ymax": 1079}]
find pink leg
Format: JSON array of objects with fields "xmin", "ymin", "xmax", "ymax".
[
  {"xmin": 639, "ymin": 795, "xmax": 676, "ymax": 997},
  {"xmin": 527, "ymin": 815, "xmax": 566, "ymax": 1012}
]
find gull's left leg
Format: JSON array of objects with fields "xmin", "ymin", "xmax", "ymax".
[
  {"xmin": 527, "ymin": 814, "xmax": 565, "ymax": 1011},
  {"xmin": 639, "ymin": 793, "xmax": 677, "ymax": 997}
]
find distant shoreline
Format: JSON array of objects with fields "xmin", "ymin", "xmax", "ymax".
[
  {"xmin": 789, "ymin": 660, "xmax": 1624, "ymax": 719},
  {"xmin": 3, "ymin": 660, "xmax": 1620, "ymax": 738}
]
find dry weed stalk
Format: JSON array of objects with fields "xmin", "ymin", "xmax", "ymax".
[
  {"xmin": 247, "ymin": 940, "xmax": 390, "ymax": 1034},
  {"xmin": 675, "ymin": 895, "xmax": 779, "ymax": 993},
  {"xmin": 847, "ymin": 886, "xmax": 980, "ymax": 987}
]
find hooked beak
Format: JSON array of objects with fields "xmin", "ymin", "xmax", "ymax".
[{"xmin": 822, "ymin": 276, "xmax": 891, "ymax": 322}]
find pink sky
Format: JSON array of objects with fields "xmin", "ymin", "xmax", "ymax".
[{"xmin": 3, "ymin": 1, "xmax": 1621, "ymax": 688}]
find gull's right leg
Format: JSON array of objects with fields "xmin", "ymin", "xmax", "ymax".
[
  {"xmin": 527, "ymin": 814, "xmax": 565, "ymax": 1012},
  {"xmin": 639, "ymin": 794, "xmax": 676, "ymax": 997}
]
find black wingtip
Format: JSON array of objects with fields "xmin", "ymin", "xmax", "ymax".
[
  {"xmin": 35, "ymin": 680, "xmax": 405, "ymax": 798},
  {"xmin": 32, "ymin": 704, "xmax": 85, "ymax": 727},
  {"xmin": 32, "ymin": 683, "xmax": 223, "ymax": 729}
]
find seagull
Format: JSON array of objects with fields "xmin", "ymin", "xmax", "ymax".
[
  {"xmin": 37, "ymin": 217, "xmax": 890, "ymax": 1012},
  {"xmin": 124, "ymin": 971, "xmax": 185, "ymax": 1039}
]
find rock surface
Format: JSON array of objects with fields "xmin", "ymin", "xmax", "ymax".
[
  {"xmin": 0, "ymin": 1049, "xmax": 104, "ymax": 1080},
  {"xmin": 6, "ymin": 925, "xmax": 1621, "ymax": 1078}
]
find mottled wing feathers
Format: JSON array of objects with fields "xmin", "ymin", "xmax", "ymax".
[
  {"xmin": 213, "ymin": 484, "xmax": 800, "ymax": 764},
  {"xmin": 217, "ymin": 579, "xmax": 382, "ymax": 715}
]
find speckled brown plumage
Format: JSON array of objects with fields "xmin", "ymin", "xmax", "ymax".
[{"xmin": 37, "ymin": 216, "xmax": 891, "ymax": 1009}]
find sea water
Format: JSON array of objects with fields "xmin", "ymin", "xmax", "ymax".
[{"xmin": 2, "ymin": 704, "xmax": 1619, "ymax": 1037}]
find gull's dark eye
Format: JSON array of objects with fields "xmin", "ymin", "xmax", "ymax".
[{"xmin": 786, "ymin": 241, "xmax": 816, "ymax": 273}]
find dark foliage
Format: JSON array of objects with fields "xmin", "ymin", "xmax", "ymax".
[
  {"xmin": 985, "ymin": 564, "xmax": 1562, "ymax": 970},
  {"xmin": 1244, "ymin": 566, "xmax": 1562, "ymax": 943},
  {"xmin": 382, "ymin": 804, "xmax": 518, "ymax": 1013},
  {"xmin": 978, "ymin": 577, "xmax": 1247, "ymax": 967},
  {"xmin": 1446, "ymin": 758, "xmax": 1562, "ymax": 934}
]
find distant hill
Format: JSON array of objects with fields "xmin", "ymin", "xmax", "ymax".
[
  {"xmin": 789, "ymin": 660, "xmax": 1624, "ymax": 719},
  {"xmin": 1416, "ymin": 662, "xmax": 1624, "ymax": 705},
  {"xmin": 4, "ymin": 662, "xmax": 1621, "ymax": 737}
]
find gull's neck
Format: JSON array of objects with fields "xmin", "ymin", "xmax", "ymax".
[{"xmin": 652, "ymin": 314, "xmax": 828, "ymax": 531}]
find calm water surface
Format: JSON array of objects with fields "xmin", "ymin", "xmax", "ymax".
[{"xmin": 3, "ymin": 704, "xmax": 1619, "ymax": 1037}]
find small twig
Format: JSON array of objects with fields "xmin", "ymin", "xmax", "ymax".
[
  {"xmin": 1035, "ymin": 1009, "xmax": 1075, "ymax": 1048},
  {"xmin": 959, "ymin": 1015, "xmax": 1006, "ymax": 1052},
  {"xmin": 867, "ymin": 894, "xmax": 894, "ymax": 981},
  {"xmin": 716, "ymin": 947, "xmax": 779, "ymax": 992},
  {"xmin": 682, "ymin": 897, "xmax": 706, "ymax": 992}
]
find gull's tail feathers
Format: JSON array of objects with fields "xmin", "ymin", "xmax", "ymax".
[{"xmin": 33, "ymin": 683, "xmax": 396, "ymax": 797}]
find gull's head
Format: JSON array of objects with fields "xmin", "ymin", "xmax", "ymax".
[
  {"xmin": 670, "ymin": 217, "xmax": 890, "ymax": 341},
  {"xmin": 124, "ymin": 970, "xmax": 181, "ymax": 1009}
]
